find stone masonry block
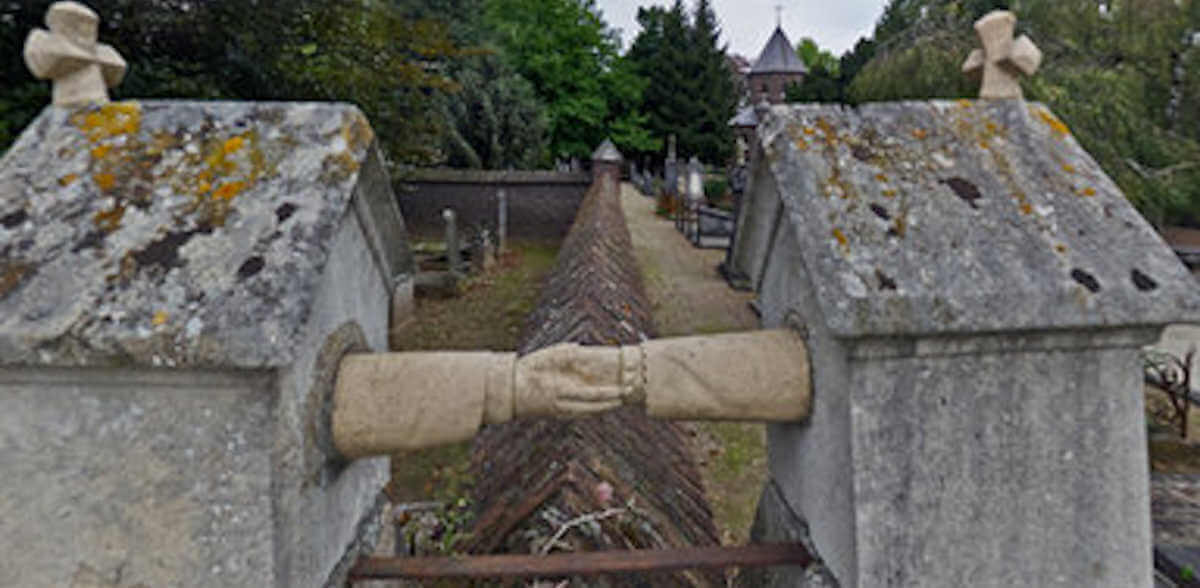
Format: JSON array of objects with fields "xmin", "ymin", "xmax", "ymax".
[
  {"xmin": 742, "ymin": 101, "xmax": 1200, "ymax": 587},
  {"xmin": 0, "ymin": 101, "xmax": 414, "ymax": 586}
]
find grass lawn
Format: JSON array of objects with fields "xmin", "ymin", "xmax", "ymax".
[{"xmin": 384, "ymin": 239, "xmax": 559, "ymax": 507}]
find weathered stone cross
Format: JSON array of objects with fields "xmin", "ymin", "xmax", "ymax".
[
  {"xmin": 23, "ymin": 1, "xmax": 126, "ymax": 106},
  {"xmin": 962, "ymin": 10, "xmax": 1042, "ymax": 99}
]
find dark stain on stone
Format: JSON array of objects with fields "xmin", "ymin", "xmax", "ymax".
[
  {"xmin": 851, "ymin": 143, "xmax": 874, "ymax": 162},
  {"xmin": 942, "ymin": 177, "xmax": 983, "ymax": 209},
  {"xmin": 71, "ymin": 230, "xmax": 106, "ymax": 253},
  {"xmin": 237, "ymin": 256, "xmax": 265, "ymax": 280},
  {"xmin": 1, "ymin": 209, "xmax": 27, "ymax": 228},
  {"xmin": 1131, "ymin": 269, "xmax": 1158, "ymax": 292},
  {"xmin": 1071, "ymin": 268, "xmax": 1101, "ymax": 293},
  {"xmin": 870, "ymin": 204, "xmax": 891, "ymax": 220},
  {"xmin": 275, "ymin": 202, "xmax": 297, "ymax": 223},
  {"xmin": 131, "ymin": 230, "xmax": 199, "ymax": 270},
  {"xmin": 876, "ymin": 269, "xmax": 897, "ymax": 291},
  {"xmin": 0, "ymin": 262, "xmax": 33, "ymax": 300}
]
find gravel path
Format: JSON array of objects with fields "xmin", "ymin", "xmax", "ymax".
[
  {"xmin": 620, "ymin": 182, "xmax": 768, "ymax": 547},
  {"xmin": 619, "ymin": 183, "xmax": 757, "ymax": 336}
]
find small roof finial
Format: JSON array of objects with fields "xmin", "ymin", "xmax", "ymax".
[
  {"xmin": 775, "ymin": 3, "xmax": 783, "ymax": 29},
  {"xmin": 23, "ymin": 1, "xmax": 127, "ymax": 106},
  {"xmin": 962, "ymin": 10, "xmax": 1042, "ymax": 99}
]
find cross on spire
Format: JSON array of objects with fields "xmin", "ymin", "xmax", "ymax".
[
  {"xmin": 775, "ymin": 4, "xmax": 783, "ymax": 29},
  {"xmin": 962, "ymin": 10, "xmax": 1043, "ymax": 99},
  {"xmin": 23, "ymin": 1, "xmax": 126, "ymax": 106}
]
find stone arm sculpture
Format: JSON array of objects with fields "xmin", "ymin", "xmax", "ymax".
[{"xmin": 332, "ymin": 330, "xmax": 810, "ymax": 459}]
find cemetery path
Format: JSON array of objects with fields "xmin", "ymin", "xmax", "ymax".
[
  {"xmin": 619, "ymin": 182, "xmax": 767, "ymax": 547},
  {"xmin": 619, "ymin": 183, "xmax": 757, "ymax": 337}
]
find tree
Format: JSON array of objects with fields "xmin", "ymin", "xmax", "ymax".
[
  {"xmin": 1, "ymin": 0, "xmax": 467, "ymax": 167},
  {"xmin": 438, "ymin": 54, "xmax": 549, "ymax": 169},
  {"xmin": 626, "ymin": 0, "xmax": 736, "ymax": 164},
  {"xmin": 483, "ymin": 0, "xmax": 655, "ymax": 161},
  {"xmin": 845, "ymin": 0, "xmax": 1200, "ymax": 227},
  {"xmin": 796, "ymin": 37, "xmax": 840, "ymax": 76}
]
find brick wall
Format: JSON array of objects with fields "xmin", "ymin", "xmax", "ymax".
[{"xmin": 395, "ymin": 169, "xmax": 590, "ymax": 240}]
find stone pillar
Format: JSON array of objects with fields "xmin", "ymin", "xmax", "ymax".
[
  {"xmin": 664, "ymin": 134, "xmax": 678, "ymax": 211},
  {"xmin": 443, "ymin": 208, "xmax": 460, "ymax": 273},
  {"xmin": 0, "ymin": 101, "xmax": 414, "ymax": 587},
  {"xmin": 686, "ymin": 156, "xmax": 704, "ymax": 241},
  {"xmin": 744, "ymin": 101, "xmax": 1200, "ymax": 586},
  {"xmin": 496, "ymin": 188, "xmax": 508, "ymax": 254},
  {"xmin": 591, "ymin": 138, "xmax": 623, "ymax": 183}
]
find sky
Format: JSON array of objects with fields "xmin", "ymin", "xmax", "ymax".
[{"xmin": 596, "ymin": 0, "xmax": 890, "ymax": 58}]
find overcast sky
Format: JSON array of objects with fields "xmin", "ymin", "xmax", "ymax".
[{"xmin": 596, "ymin": 0, "xmax": 889, "ymax": 58}]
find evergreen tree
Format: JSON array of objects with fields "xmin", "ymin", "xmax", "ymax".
[
  {"xmin": 627, "ymin": 0, "xmax": 736, "ymax": 164},
  {"xmin": 846, "ymin": 0, "xmax": 1200, "ymax": 226}
]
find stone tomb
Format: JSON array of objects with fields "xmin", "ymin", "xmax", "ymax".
[
  {"xmin": 735, "ymin": 101, "xmax": 1200, "ymax": 586},
  {"xmin": 0, "ymin": 101, "xmax": 413, "ymax": 586}
]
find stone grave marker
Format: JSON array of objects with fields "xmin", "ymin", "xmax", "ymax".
[
  {"xmin": 738, "ymin": 97, "xmax": 1200, "ymax": 587},
  {"xmin": 2, "ymin": 11, "xmax": 415, "ymax": 580}
]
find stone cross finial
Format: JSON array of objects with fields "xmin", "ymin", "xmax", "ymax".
[
  {"xmin": 962, "ymin": 10, "xmax": 1042, "ymax": 99},
  {"xmin": 23, "ymin": 1, "xmax": 127, "ymax": 106}
]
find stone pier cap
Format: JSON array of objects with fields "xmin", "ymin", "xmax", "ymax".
[
  {"xmin": 0, "ymin": 100, "xmax": 412, "ymax": 368},
  {"xmin": 754, "ymin": 100, "xmax": 1200, "ymax": 338}
]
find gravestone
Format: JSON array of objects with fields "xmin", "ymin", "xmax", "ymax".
[
  {"xmin": 664, "ymin": 134, "xmax": 678, "ymax": 203},
  {"xmin": 0, "ymin": 100, "xmax": 413, "ymax": 586},
  {"xmin": 685, "ymin": 156, "xmax": 704, "ymax": 239},
  {"xmin": 740, "ymin": 100, "xmax": 1200, "ymax": 586},
  {"xmin": 443, "ymin": 207, "xmax": 461, "ymax": 273},
  {"xmin": 496, "ymin": 188, "xmax": 507, "ymax": 253}
]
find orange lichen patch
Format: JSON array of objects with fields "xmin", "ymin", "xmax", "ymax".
[
  {"xmin": 343, "ymin": 110, "xmax": 375, "ymax": 151},
  {"xmin": 58, "ymin": 173, "xmax": 78, "ymax": 187},
  {"xmin": 911, "ymin": 128, "xmax": 928, "ymax": 140},
  {"xmin": 892, "ymin": 215, "xmax": 907, "ymax": 238},
  {"xmin": 93, "ymin": 205, "xmax": 125, "ymax": 233},
  {"xmin": 794, "ymin": 137, "xmax": 809, "ymax": 151},
  {"xmin": 1080, "ymin": 187, "xmax": 1097, "ymax": 197},
  {"xmin": 90, "ymin": 144, "xmax": 112, "ymax": 159},
  {"xmin": 832, "ymin": 228, "xmax": 849, "ymax": 249},
  {"xmin": 322, "ymin": 151, "xmax": 360, "ymax": 181},
  {"xmin": 1062, "ymin": 164, "xmax": 1076, "ymax": 173},
  {"xmin": 0, "ymin": 262, "xmax": 33, "ymax": 300},
  {"xmin": 196, "ymin": 180, "xmax": 212, "ymax": 194},
  {"xmin": 957, "ymin": 99, "xmax": 972, "ymax": 109},
  {"xmin": 212, "ymin": 181, "xmax": 246, "ymax": 201},
  {"xmin": 93, "ymin": 173, "xmax": 116, "ymax": 191},
  {"xmin": 1037, "ymin": 109, "xmax": 1071, "ymax": 136},
  {"xmin": 815, "ymin": 117, "xmax": 838, "ymax": 144},
  {"xmin": 875, "ymin": 173, "xmax": 888, "ymax": 183},
  {"xmin": 882, "ymin": 189, "xmax": 897, "ymax": 198},
  {"xmin": 985, "ymin": 122, "xmax": 999, "ymax": 134},
  {"xmin": 1013, "ymin": 192, "xmax": 1033, "ymax": 215},
  {"xmin": 1055, "ymin": 244, "xmax": 1068, "ymax": 254},
  {"xmin": 979, "ymin": 140, "xmax": 990, "ymax": 150},
  {"xmin": 222, "ymin": 136, "xmax": 246, "ymax": 155},
  {"xmin": 804, "ymin": 127, "xmax": 816, "ymax": 135},
  {"xmin": 74, "ymin": 102, "xmax": 141, "ymax": 143},
  {"xmin": 152, "ymin": 311, "xmax": 169, "ymax": 326}
]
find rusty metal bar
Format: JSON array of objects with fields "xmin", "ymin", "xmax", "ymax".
[{"xmin": 349, "ymin": 543, "xmax": 811, "ymax": 580}]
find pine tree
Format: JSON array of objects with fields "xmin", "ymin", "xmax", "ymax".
[{"xmin": 627, "ymin": 0, "xmax": 736, "ymax": 164}]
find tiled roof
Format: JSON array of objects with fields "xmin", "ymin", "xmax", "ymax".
[
  {"xmin": 470, "ymin": 176, "xmax": 720, "ymax": 586},
  {"xmin": 751, "ymin": 27, "xmax": 808, "ymax": 74},
  {"xmin": 729, "ymin": 106, "xmax": 759, "ymax": 128}
]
